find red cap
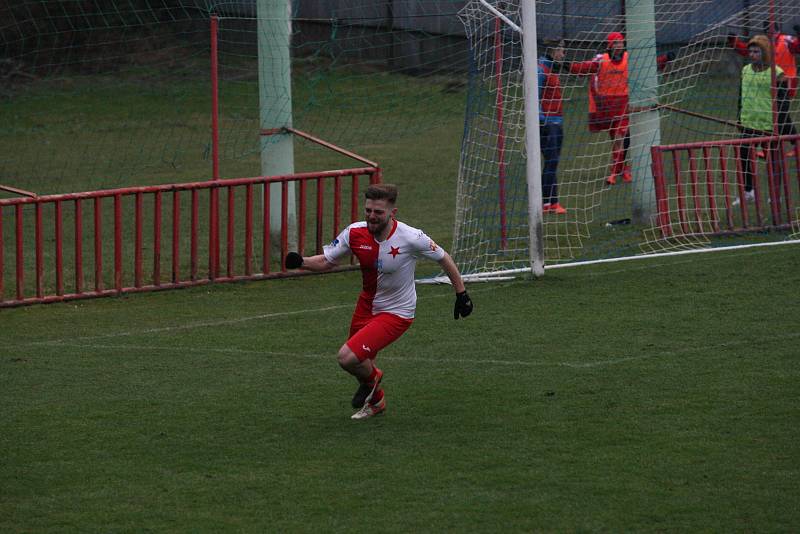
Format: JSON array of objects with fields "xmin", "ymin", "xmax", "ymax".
[{"xmin": 607, "ymin": 32, "xmax": 625, "ymax": 45}]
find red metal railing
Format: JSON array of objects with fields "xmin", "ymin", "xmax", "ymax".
[
  {"xmin": 0, "ymin": 168, "xmax": 380, "ymax": 307},
  {"xmin": 651, "ymin": 134, "xmax": 800, "ymax": 238}
]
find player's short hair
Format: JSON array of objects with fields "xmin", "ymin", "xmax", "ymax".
[
  {"xmin": 543, "ymin": 38, "xmax": 565, "ymax": 53},
  {"xmin": 365, "ymin": 183, "xmax": 398, "ymax": 204}
]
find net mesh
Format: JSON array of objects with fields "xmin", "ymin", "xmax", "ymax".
[
  {"xmin": 1, "ymin": 1, "xmax": 466, "ymax": 192},
  {"xmin": 453, "ymin": 0, "xmax": 800, "ymax": 275},
  {"xmin": 2, "ymin": 0, "xmax": 799, "ymax": 274}
]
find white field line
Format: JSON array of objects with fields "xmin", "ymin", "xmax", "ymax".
[
  {"xmin": 30, "ymin": 304, "xmax": 353, "ymax": 345},
  {"xmin": 418, "ymin": 239, "xmax": 800, "ymax": 284},
  {"xmin": 22, "ymin": 330, "xmax": 800, "ymax": 370},
  {"xmin": 21, "ymin": 244, "xmax": 796, "ymax": 350},
  {"xmin": 546, "ymin": 239, "xmax": 800, "ymax": 271},
  {"xmin": 567, "ymin": 246, "xmax": 789, "ymax": 277},
  {"xmin": 29, "ymin": 286, "xmax": 493, "ymax": 346}
]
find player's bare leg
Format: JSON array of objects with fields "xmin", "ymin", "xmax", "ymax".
[{"xmin": 337, "ymin": 345, "xmax": 373, "ymax": 381}]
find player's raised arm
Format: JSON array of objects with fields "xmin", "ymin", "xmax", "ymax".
[
  {"xmin": 568, "ymin": 58, "xmax": 599, "ymax": 75},
  {"xmin": 284, "ymin": 252, "xmax": 336, "ymax": 272}
]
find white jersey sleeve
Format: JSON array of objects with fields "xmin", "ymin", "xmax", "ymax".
[
  {"xmin": 323, "ymin": 223, "xmax": 359, "ymax": 265},
  {"xmin": 407, "ymin": 228, "xmax": 446, "ymax": 262}
]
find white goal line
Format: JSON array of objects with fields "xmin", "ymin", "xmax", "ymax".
[{"xmin": 419, "ymin": 239, "xmax": 800, "ymax": 284}]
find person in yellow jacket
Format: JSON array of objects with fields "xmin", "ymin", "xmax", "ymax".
[
  {"xmin": 735, "ymin": 35, "xmax": 786, "ymax": 205},
  {"xmin": 729, "ymin": 24, "xmax": 798, "ymax": 148}
]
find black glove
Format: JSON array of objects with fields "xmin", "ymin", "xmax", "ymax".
[
  {"xmin": 665, "ymin": 50, "xmax": 676, "ymax": 62},
  {"xmin": 453, "ymin": 290, "xmax": 473, "ymax": 320},
  {"xmin": 284, "ymin": 252, "xmax": 303, "ymax": 269}
]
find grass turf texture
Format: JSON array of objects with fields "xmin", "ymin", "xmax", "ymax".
[
  {"xmin": 2, "ymin": 243, "xmax": 799, "ymax": 531},
  {"xmin": 3, "ymin": 55, "xmax": 800, "ymax": 530}
]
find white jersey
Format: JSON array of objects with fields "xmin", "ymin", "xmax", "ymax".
[{"xmin": 323, "ymin": 219, "xmax": 446, "ymax": 318}]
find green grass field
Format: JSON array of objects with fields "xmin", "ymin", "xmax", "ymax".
[
  {"xmin": 3, "ymin": 52, "xmax": 800, "ymax": 531},
  {"xmin": 2, "ymin": 243, "xmax": 799, "ymax": 531}
]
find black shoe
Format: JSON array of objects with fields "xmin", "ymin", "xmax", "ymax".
[
  {"xmin": 351, "ymin": 383, "xmax": 371, "ymax": 408},
  {"xmin": 351, "ymin": 367, "xmax": 383, "ymax": 408}
]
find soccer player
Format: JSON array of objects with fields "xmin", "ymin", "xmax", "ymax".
[
  {"xmin": 284, "ymin": 184, "xmax": 473, "ymax": 420},
  {"xmin": 569, "ymin": 32, "xmax": 672, "ymax": 185},
  {"xmin": 729, "ymin": 24, "xmax": 799, "ymax": 153}
]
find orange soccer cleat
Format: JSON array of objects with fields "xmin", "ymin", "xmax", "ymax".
[{"xmin": 622, "ymin": 167, "xmax": 633, "ymax": 183}]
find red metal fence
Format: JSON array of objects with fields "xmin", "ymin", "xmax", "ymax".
[
  {"xmin": 0, "ymin": 168, "xmax": 380, "ymax": 307},
  {"xmin": 651, "ymin": 134, "xmax": 800, "ymax": 238}
]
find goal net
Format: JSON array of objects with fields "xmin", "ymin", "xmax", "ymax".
[
  {"xmin": 453, "ymin": 0, "xmax": 800, "ymax": 276},
  {"xmin": 1, "ymin": 1, "xmax": 467, "ymax": 192},
  {"xmin": 3, "ymin": 0, "xmax": 799, "ymax": 279}
]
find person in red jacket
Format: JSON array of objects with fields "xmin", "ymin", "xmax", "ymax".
[
  {"xmin": 569, "ymin": 32, "xmax": 671, "ymax": 185},
  {"xmin": 538, "ymin": 39, "xmax": 567, "ymax": 214},
  {"xmin": 729, "ymin": 24, "xmax": 799, "ymax": 152}
]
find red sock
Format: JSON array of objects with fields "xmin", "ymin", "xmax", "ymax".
[
  {"xmin": 367, "ymin": 365, "xmax": 382, "ymax": 384},
  {"xmin": 611, "ymin": 148, "xmax": 626, "ymax": 176}
]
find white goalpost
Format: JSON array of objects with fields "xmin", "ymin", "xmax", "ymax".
[
  {"xmin": 451, "ymin": 0, "xmax": 546, "ymax": 281},
  {"xmin": 520, "ymin": 0, "xmax": 546, "ymax": 278}
]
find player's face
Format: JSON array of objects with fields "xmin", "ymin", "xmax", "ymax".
[
  {"xmin": 609, "ymin": 41, "xmax": 624, "ymax": 59},
  {"xmin": 364, "ymin": 198, "xmax": 397, "ymax": 237},
  {"xmin": 748, "ymin": 45, "xmax": 763, "ymax": 64},
  {"xmin": 552, "ymin": 46, "xmax": 565, "ymax": 62}
]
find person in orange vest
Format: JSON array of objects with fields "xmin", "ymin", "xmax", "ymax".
[
  {"xmin": 569, "ymin": 32, "xmax": 672, "ymax": 185},
  {"xmin": 728, "ymin": 24, "xmax": 799, "ymax": 153}
]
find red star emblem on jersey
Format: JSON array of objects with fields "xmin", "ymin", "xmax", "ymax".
[{"xmin": 389, "ymin": 246, "xmax": 401, "ymax": 258}]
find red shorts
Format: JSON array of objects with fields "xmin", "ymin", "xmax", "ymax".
[
  {"xmin": 346, "ymin": 310, "xmax": 413, "ymax": 361},
  {"xmin": 589, "ymin": 95, "xmax": 629, "ymax": 136},
  {"xmin": 589, "ymin": 111, "xmax": 629, "ymax": 136}
]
